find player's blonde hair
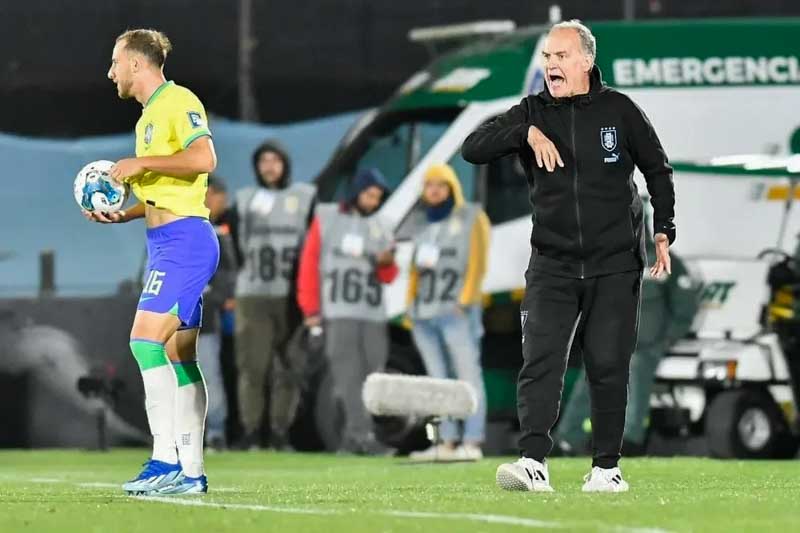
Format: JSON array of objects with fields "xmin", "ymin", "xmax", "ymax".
[{"xmin": 116, "ymin": 29, "xmax": 172, "ymax": 67}]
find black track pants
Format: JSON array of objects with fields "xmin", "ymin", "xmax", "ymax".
[{"xmin": 517, "ymin": 267, "xmax": 641, "ymax": 468}]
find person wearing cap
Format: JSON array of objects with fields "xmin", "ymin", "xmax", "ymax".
[
  {"xmin": 296, "ymin": 168, "xmax": 398, "ymax": 454},
  {"xmin": 406, "ymin": 163, "xmax": 491, "ymax": 462},
  {"xmin": 227, "ymin": 140, "xmax": 316, "ymax": 450}
]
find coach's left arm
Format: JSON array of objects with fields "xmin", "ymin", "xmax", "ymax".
[
  {"xmin": 625, "ymin": 97, "xmax": 675, "ymax": 277},
  {"xmin": 626, "ymin": 99, "xmax": 675, "ymax": 243}
]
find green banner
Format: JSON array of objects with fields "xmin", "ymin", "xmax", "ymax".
[{"xmin": 592, "ymin": 19, "xmax": 800, "ymax": 88}]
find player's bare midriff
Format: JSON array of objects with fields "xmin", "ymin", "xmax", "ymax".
[{"xmin": 145, "ymin": 204, "xmax": 184, "ymax": 228}]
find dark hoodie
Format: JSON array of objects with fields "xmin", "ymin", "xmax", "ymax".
[
  {"xmin": 343, "ymin": 168, "xmax": 390, "ymax": 215},
  {"xmin": 296, "ymin": 167, "xmax": 396, "ymax": 318},
  {"xmin": 225, "ymin": 139, "xmax": 297, "ymax": 267},
  {"xmin": 252, "ymin": 139, "xmax": 292, "ymax": 189},
  {"xmin": 462, "ymin": 66, "xmax": 675, "ymax": 279}
]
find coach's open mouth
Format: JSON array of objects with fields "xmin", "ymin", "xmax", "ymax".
[{"xmin": 548, "ymin": 71, "xmax": 565, "ymax": 90}]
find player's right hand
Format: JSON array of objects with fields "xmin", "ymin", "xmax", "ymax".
[
  {"xmin": 82, "ymin": 209, "xmax": 126, "ymax": 224},
  {"xmin": 527, "ymin": 126, "xmax": 564, "ymax": 173}
]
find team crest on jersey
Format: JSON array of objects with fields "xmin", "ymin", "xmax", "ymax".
[
  {"xmin": 600, "ymin": 126, "xmax": 617, "ymax": 152},
  {"xmin": 284, "ymin": 195, "xmax": 299, "ymax": 214},
  {"xmin": 187, "ymin": 111, "xmax": 204, "ymax": 129},
  {"xmin": 144, "ymin": 123, "xmax": 154, "ymax": 145}
]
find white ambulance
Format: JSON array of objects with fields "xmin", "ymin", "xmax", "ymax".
[{"xmin": 312, "ymin": 18, "xmax": 800, "ymax": 456}]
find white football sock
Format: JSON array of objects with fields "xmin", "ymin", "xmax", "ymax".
[
  {"xmin": 130, "ymin": 339, "xmax": 179, "ymax": 465},
  {"xmin": 173, "ymin": 360, "xmax": 208, "ymax": 478}
]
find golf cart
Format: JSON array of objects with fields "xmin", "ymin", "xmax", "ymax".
[{"xmin": 650, "ymin": 157, "xmax": 800, "ymax": 459}]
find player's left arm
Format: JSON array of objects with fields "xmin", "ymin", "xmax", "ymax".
[{"xmin": 111, "ymin": 136, "xmax": 216, "ymax": 182}]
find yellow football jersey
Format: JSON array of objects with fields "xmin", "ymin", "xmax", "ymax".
[{"xmin": 131, "ymin": 81, "xmax": 212, "ymax": 218}]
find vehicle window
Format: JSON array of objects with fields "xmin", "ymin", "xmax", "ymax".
[
  {"xmin": 446, "ymin": 153, "xmax": 478, "ymax": 202},
  {"xmin": 315, "ymin": 108, "xmax": 461, "ymax": 202}
]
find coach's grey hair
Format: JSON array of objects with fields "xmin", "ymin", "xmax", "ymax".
[{"xmin": 550, "ymin": 19, "xmax": 596, "ymax": 64}]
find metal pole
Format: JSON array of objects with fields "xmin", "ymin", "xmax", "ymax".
[
  {"xmin": 623, "ymin": 0, "xmax": 635, "ymax": 20},
  {"xmin": 548, "ymin": 5, "xmax": 562, "ymax": 24},
  {"xmin": 238, "ymin": 0, "xmax": 259, "ymax": 122},
  {"xmin": 777, "ymin": 177, "xmax": 798, "ymax": 249},
  {"xmin": 97, "ymin": 405, "xmax": 108, "ymax": 451},
  {"xmin": 39, "ymin": 250, "xmax": 55, "ymax": 298}
]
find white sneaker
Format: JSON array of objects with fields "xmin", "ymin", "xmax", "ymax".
[
  {"xmin": 495, "ymin": 457, "xmax": 553, "ymax": 492},
  {"xmin": 581, "ymin": 466, "xmax": 629, "ymax": 492},
  {"xmin": 409, "ymin": 444, "xmax": 457, "ymax": 462},
  {"xmin": 453, "ymin": 443, "xmax": 483, "ymax": 461}
]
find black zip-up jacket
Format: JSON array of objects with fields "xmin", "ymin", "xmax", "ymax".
[{"xmin": 462, "ymin": 66, "xmax": 675, "ymax": 279}]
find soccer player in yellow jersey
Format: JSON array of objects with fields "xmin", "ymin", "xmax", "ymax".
[{"xmin": 83, "ymin": 29, "xmax": 218, "ymax": 495}]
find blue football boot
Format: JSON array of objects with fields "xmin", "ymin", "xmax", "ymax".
[
  {"xmin": 157, "ymin": 475, "xmax": 208, "ymax": 495},
  {"xmin": 122, "ymin": 459, "xmax": 184, "ymax": 496}
]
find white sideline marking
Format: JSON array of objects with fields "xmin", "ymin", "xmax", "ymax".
[
  {"xmin": 213, "ymin": 487, "xmax": 241, "ymax": 493},
  {"xmin": 138, "ymin": 497, "xmax": 563, "ymax": 528},
  {"xmin": 21, "ymin": 476, "xmax": 672, "ymax": 533},
  {"xmin": 138, "ymin": 496, "xmax": 670, "ymax": 532},
  {"xmin": 386, "ymin": 510, "xmax": 560, "ymax": 528},
  {"xmin": 605, "ymin": 529, "xmax": 671, "ymax": 533},
  {"xmin": 137, "ymin": 496, "xmax": 341, "ymax": 516}
]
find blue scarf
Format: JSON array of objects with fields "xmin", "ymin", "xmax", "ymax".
[{"xmin": 425, "ymin": 196, "xmax": 455, "ymax": 222}]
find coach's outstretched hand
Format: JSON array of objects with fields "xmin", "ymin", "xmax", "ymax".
[
  {"xmin": 82, "ymin": 209, "xmax": 126, "ymax": 224},
  {"xmin": 527, "ymin": 126, "xmax": 564, "ymax": 173},
  {"xmin": 650, "ymin": 232, "xmax": 671, "ymax": 279}
]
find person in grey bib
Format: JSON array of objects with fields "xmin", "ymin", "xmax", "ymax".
[
  {"xmin": 406, "ymin": 163, "xmax": 491, "ymax": 463},
  {"xmin": 227, "ymin": 140, "xmax": 316, "ymax": 449},
  {"xmin": 297, "ymin": 168, "xmax": 398, "ymax": 454}
]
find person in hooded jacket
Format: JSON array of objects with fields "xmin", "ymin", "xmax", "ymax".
[
  {"xmin": 405, "ymin": 163, "xmax": 491, "ymax": 463},
  {"xmin": 227, "ymin": 140, "xmax": 316, "ymax": 450},
  {"xmin": 296, "ymin": 168, "xmax": 398, "ymax": 454}
]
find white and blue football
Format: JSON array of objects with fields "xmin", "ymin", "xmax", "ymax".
[{"xmin": 73, "ymin": 160, "xmax": 128, "ymax": 213}]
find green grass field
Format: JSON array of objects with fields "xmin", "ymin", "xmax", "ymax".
[{"xmin": 0, "ymin": 450, "xmax": 797, "ymax": 533}]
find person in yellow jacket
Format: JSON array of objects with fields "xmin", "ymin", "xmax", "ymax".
[{"xmin": 407, "ymin": 163, "xmax": 491, "ymax": 462}]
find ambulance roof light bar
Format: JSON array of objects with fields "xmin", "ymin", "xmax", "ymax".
[
  {"xmin": 408, "ymin": 5, "xmax": 562, "ymax": 59},
  {"xmin": 408, "ymin": 20, "xmax": 517, "ymax": 45},
  {"xmin": 408, "ymin": 5, "xmax": 561, "ymax": 59}
]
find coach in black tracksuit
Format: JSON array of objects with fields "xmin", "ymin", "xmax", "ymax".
[{"xmin": 462, "ymin": 24, "xmax": 675, "ymax": 477}]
